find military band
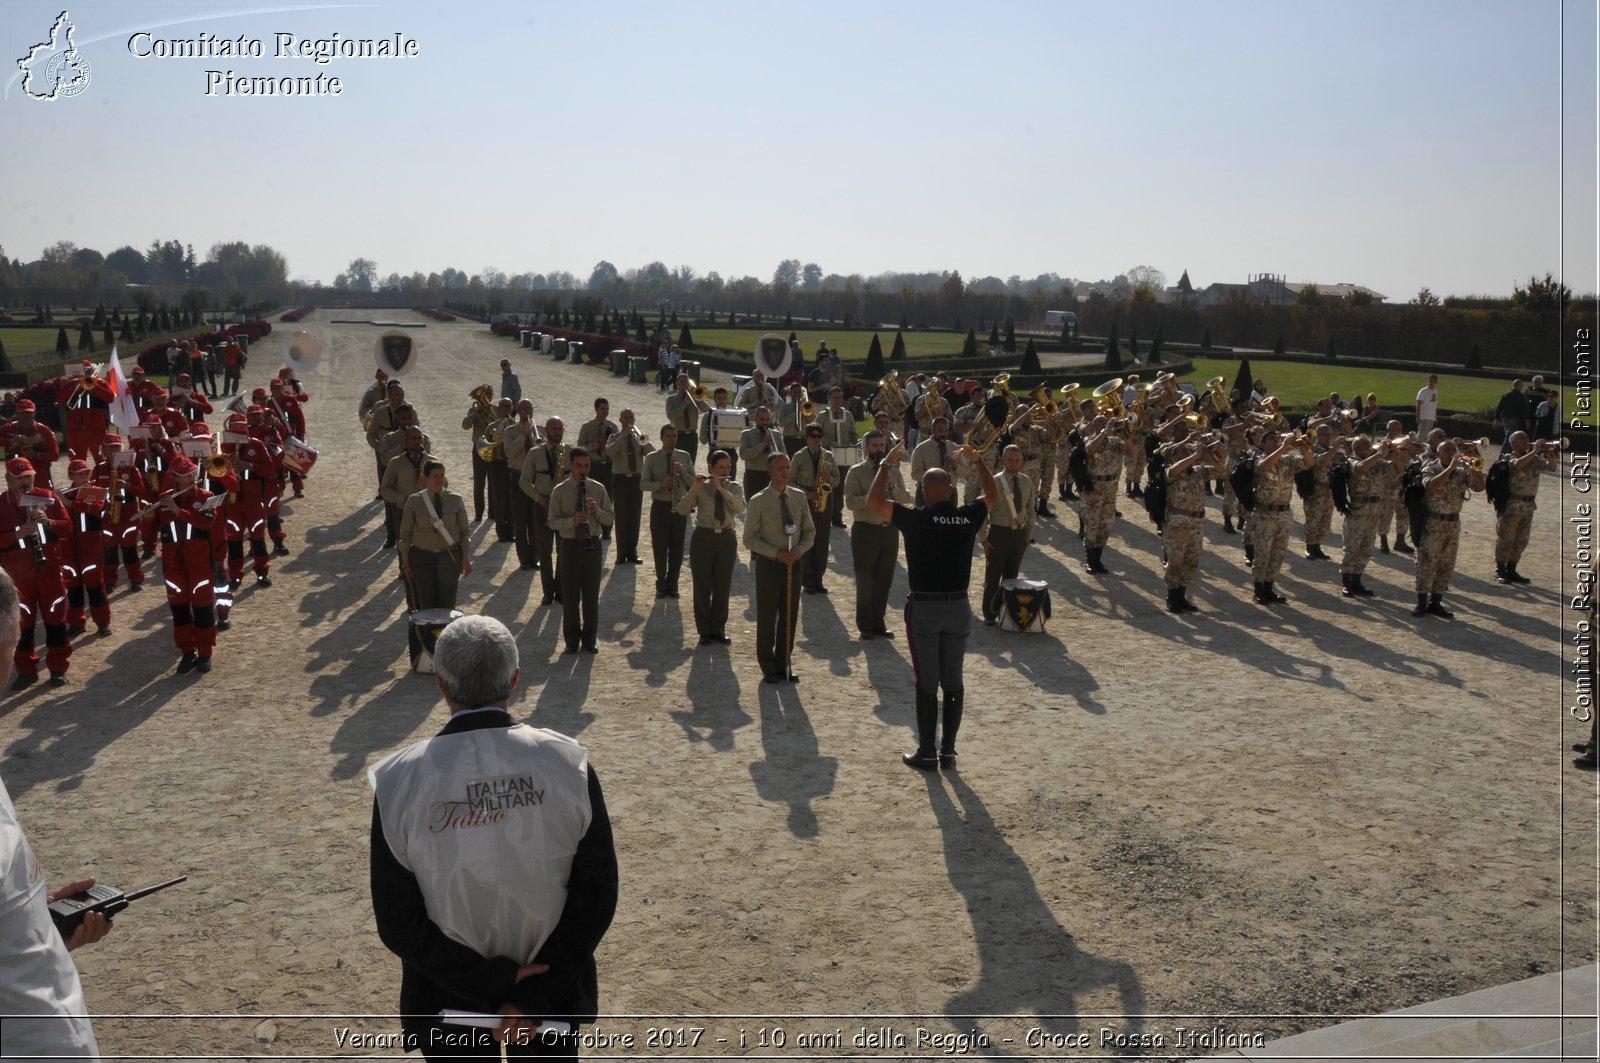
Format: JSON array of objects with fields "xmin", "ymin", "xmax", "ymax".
[{"xmin": 680, "ymin": 450, "xmax": 744, "ymax": 644}]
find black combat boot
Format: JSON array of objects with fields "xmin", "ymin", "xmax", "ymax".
[
  {"xmin": 1495, "ymin": 565, "xmax": 1509, "ymax": 584},
  {"xmin": 1378, "ymin": 534, "xmax": 1390, "ymax": 554},
  {"xmin": 1412, "ymin": 593, "xmax": 1428, "ymax": 617},
  {"xmin": 1341, "ymin": 573, "xmax": 1357, "ymax": 598},
  {"xmin": 1253, "ymin": 581, "xmax": 1271, "ymax": 604},
  {"xmin": 1223, "ymin": 515, "xmax": 1236, "ymax": 534},
  {"xmin": 1264, "ymin": 582, "xmax": 1287, "ymax": 603},
  {"xmin": 1427, "ymin": 593, "xmax": 1454, "ymax": 619},
  {"xmin": 1507, "ymin": 564, "xmax": 1531, "ymax": 584},
  {"xmin": 1179, "ymin": 586, "xmax": 1199, "ymax": 612},
  {"xmin": 1394, "ymin": 532, "xmax": 1414, "ymax": 554},
  {"xmin": 1352, "ymin": 574, "xmax": 1375, "ymax": 597},
  {"xmin": 1166, "ymin": 587, "xmax": 1184, "ymax": 613}
]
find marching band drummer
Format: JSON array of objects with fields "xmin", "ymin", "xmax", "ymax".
[
  {"xmin": 817, "ymin": 387, "xmax": 857, "ymax": 529},
  {"xmin": 397, "ymin": 459, "xmax": 471, "ymax": 613}
]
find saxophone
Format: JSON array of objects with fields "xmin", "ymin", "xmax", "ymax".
[
  {"xmin": 108, "ymin": 464, "xmax": 123, "ymax": 524},
  {"xmin": 811, "ymin": 454, "xmax": 831, "ymax": 513}
]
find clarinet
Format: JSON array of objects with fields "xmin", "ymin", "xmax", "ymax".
[{"xmin": 578, "ymin": 478, "xmax": 595, "ymax": 552}]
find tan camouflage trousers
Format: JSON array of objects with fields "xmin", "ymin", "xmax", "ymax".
[
  {"xmin": 1221, "ymin": 477, "xmax": 1240, "ymax": 521},
  {"xmin": 1303, "ymin": 490, "xmax": 1333, "ymax": 545},
  {"xmin": 1495, "ymin": 502, "xmax": 1535, "ymax": 567},
  {"xmin": 1340, "ymin": 507, "xmax": 1380, "ymax": 576},
  {"xmin": 1376, "ymin": 490, "xmax": 1401, "ymax": 538},
  {"xmin": 1163, "ymin": 515, "xmax": 1205, "ymax": 588},
  {"xmin": 1250, "ymin": 508, "xmax": 1292, "ymax": 582},
  {"xmin": 1037, "ymin": 446, "xmax": 1058, "ymax": 500},
  {"xmin": 1414, "ymin": 517, "xmax": 1461, "ymax": 594},
  {"xmin": 1083, "ymin": 485, "xmax": 1118, "ymax": 548},
  {"xmin": 1126, "ymin": 440, "xmax": 1147, "ymax": 489}
]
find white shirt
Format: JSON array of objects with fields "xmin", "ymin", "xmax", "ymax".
[
  {"xmin": 0, "ymin": 775, "xmax": 101, "ymax": 1060},
  {"xmin": 1416, "ymin": 386, "xmax": 1438, "ymax": 419}
]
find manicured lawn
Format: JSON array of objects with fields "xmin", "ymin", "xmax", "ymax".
[
  {"xmin": 685, "ymin": 328, "xmax": 965, "ymax": 361},
  {"xmin": 0, "ymin": 328, "xmax": 72, "ymax": 355},
  {"xmin": 1180, "ymin": 356, "xmax": 1590, "ymax": 425}
]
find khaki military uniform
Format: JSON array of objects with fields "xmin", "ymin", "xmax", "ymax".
[
  {"xmin": 397, "ymin": 488, "xmax": 469, "ymax": 610},
  {"xmin": 790, "ymin": 444, "xmax": 838, "ymax": 591},
  {"xmin": 982, "ymin": 469, "xmax": 1034, "ymax": 622},
  {"xmin": 738, "ymin": 424, "xmax": 785, "ymax": 499},
  {"xmin": 1251, "ymin": 450, "xmax": 1308, "ymax": 583},
  {"xmin": 548, "ymin": 475, "xmax": 614, "ymax": 650},
  {"xmin": 1340, "ymin": 459, "xmax": 1392, "ymax": 578},
  {"xmin": 665, "ymin": 390, "xmax": 709, "ymax": 467},
  {"xmin": 519, "ymin": 442, "xmax": 567, "ymax": 601},
  {"xmin": 604, "ymin": 427, "xmax": 654, "ymax": 562},
  {"xmin": 1495, "ymin": 454, "xmax": 1548, "ymax": 570},
  {"xmin": 1415, "ymin": 457, "xmax": 1472, "ymax": 594},
  {"xmin": 742, "ymin": 484, "xmax": 815, "ymax": 678},
  {"xmin": 1303, "ymin": 445, "xmax": 1336, "ymax": 549},
  {"xmin": 642, "ymin": 447, "xmax": 693, "ymax": 595},
  {"xmin": 1162, "ymin": 458, "xmax": 1209, "ymax": 589},
  {"xmin": 1082, "ymin": 436, "xmax": 1127, "ymax": 549},
  {"xmin": 844, "ymin": 460, "xmax": 909, "ymax": 636},
  {"xmin": 678, "ymin": 473, "xmax": 745, "ymax": 639},
  {"xmin": 910, "ymin": 435, "xmax": 957, "ymax": 507}
]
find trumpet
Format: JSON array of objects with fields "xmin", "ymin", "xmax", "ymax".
[{"xmin": 1452, "ymin": 436, "xmax": 1492, "ymax": 471}]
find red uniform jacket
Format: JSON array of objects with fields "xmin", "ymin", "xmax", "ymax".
[{"xmin": 0, "ymin": 421, "xmax": 61, "ymax": 485}]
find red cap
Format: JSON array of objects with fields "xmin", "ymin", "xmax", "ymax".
[
  {"xmin": 188, "ymin": 421, "xmax": 211, "ymax": 437},
  {"xmin": 6, "ymin": 457, "xmax": 33, "ymax": 476},
  {"xmin": 246, "ymin": 404, "xmax": 264, "ymax": 414},
  {"xmin": 14, "ymin": 399, "xmax": 35, "ymax": 413},
  {"xmin": 66, "ymin": 459, "xmax": 90, "ymax": 474},
  {"xmin": 80, "ymin": 360, "xmax": 93, "ymax": 370},
  {"xmin": 132, "ymin": 366, "xmax": 146, "ymax": 375},
  {"xmin": 251, "ymin": 387, "xmax": 269, "ymax": 399},
  {"xmin": 170, "ymin": 456, "xmax": 197, "ymax": 475},
  {"xmin": 102, "ymin": 433, "xmax": 123, "ymax": 447},
  {"xmin": 269, "ymin": 378, "xmax": 285, "ymax": 388},
  {"xmin": 177, "ymin": 373, "xmax": 191, "ymax": 383},
  {"xmin": 151, "ymin": 388, "xmax": 168, "ymax": 402},
  {"xmin": 226, "ymin": 414, "xmax": 248, "ymax": 427}
]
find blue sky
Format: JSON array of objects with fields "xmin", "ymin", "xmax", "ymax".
[{"xmin": 2, "ymin": 0, "xmax": 1595, "ymax": 298}]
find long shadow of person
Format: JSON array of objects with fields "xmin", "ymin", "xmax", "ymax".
[
  {"xmin": 748, "ymin": 684, "xmax": 836, "ymax": 839},
  {"xmin": 671, "ymin": 647, "xmax": 749, "ymax": 751},
  {"xmin": 928, "ymin": 773, "xmax": 1148, "ymax": 1055}
]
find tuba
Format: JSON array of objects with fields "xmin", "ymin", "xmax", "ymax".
[
  {"xmin": 921, "ymin": 374, "xmax": 949, "ymax": 427},
  {"xmin": 470, "ymin": 385, "xmax": 505, "ymax": 462},
  {"xmin": 875, "ymin": 371, "xmax": 908, "ymax": 419}
]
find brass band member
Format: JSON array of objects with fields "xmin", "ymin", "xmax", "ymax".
[
  {"xmin": 548, "ymin": 449, "xmax": 613, "ymax": 654},
  {"xmin": 1301, "ymin": 423, "xmax": 1338, "ymax": 560},
  {"xmin": 981, "ymin": 444, "xmax": 1035, "ymax": 626},
  {"xmin": 1080, "ymin": 414, "xmax": 1128, "ymax": 575},
  {"xmin": 1412, "ymin": 439, "xmax": 1484, "ymax": 618},
  {"xmin": 817, "ymin": 387, "xmax": 857, "ymax": 529},
  {"xmin": 519, "ymin": 418, "xmax": 566, "ymax": 606},
  {"xmin": 790, "ymin": 423, "xmax": 838, "ymax": 595},
  {"xmin": 575, "ymin": 399, "xmax": 618, "ymax": 542},
  {"xmin": 665, "ymin": 374, "xmax": 709, "ymax": 469},
  {"xmin": 487, "ymin": 397, "xmax": 515, "ymax": 543},
  {"xmin": 1492, "ymin": 431, "xmax": 1558, "ymax": 584},
  {"xmin": 845, "ymin": 431, "xmax": 909, "ymax": 640},
  {"xmin": 460, "ymin": 385, "xmax": 495, "ymax": 524},
  {"xmin": 679, "ymin": 450, "xmax": 745, "ymax": 645},
  {"xmin": 1159, "ymin": 423, "xmax": 1225, "ymax": 613},
  {"xmin": 502, "ymin": 400, "xmax": 541, "ymax": 570},
  {"xmin": 738, "ymin": 406, "xmax": 784, "ymax": 500},
  {"xmin": 1337, "ymin": 435, "xmax": 1393, "ymax": 598},
  {"xmin": 641, "ymin": 425, "xmax": 693, "ymax": 599},
  {"xmin": 910, "ymin": 416, "xmax": 956, "ymax": 507},
  {"xmin": 380, "ymin": 427, "xmax": 430, "ymax": 551},
  {"xmin": 1249, "ymin": 430, "xmax": 1311, "ymax": 604},
  {"xmin": 603, "ymin": 408, "xmax": 652, "ymax": 565}
]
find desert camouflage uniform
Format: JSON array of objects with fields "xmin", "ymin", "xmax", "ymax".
[
  {"xmin": 1037, "ymin": 438, "xmax": 1060, "ymax": 501},
  {"xmin": 1303, "ymin": 445, "xmax": 1336, "ymax": 548},
  {"xmin": 1416, "ymin": 457, "xmax": 1472, "ymax": 594},
  {"xmin": 1221, "ymin": 428, "xmax": 1249, "ymax": 525},
  {"xmin": 1082, "ymin": 437, "xmax": 1127, "ymax": 549},
  {"xmin": 1375, "ymin": 451, "xmax": 1407, "ymax": 540},
  {"xmin": 1162, "ymin": 457, "xmax": 1209, "ymax": 589},
  {"xmin": 1340, "ymin": 459, "xmax": 1391, "ymax": 578},
  {"xmin": 1494, "ymin": 458, "xmax": 1544, "ymax": 570},
  {"xmin": 1012, "ymin": 422, "xmax": 1048, "ymax": 497},
  {"xmin": 1251, "ymin": 450, "xmax": 1308, "ymax": 583},
  {"xmin": 1124, "ymin": 414, "xmax": 1151, "ymax": 491}
]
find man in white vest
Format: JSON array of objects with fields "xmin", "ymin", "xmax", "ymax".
[
  {"xmin": 369, "ymin": 615, "xmax": 618, "ymax": 1059},
  {"xmin": 0, "ymin": 568, "xmax": 112, "ymax": 1061}
]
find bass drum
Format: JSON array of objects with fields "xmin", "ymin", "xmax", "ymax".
[{"xmin": 408, "ymin": 608, "xmax": 463, "ymax": 674}]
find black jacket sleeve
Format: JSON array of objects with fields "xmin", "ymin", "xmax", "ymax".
[
  {"xmin": 369, "ymin": 801, "xmax": 522, "ymax": 1009},
  {"xmin": 508, "ymin": 766, "xmax": 619, "ymax": 1017}
]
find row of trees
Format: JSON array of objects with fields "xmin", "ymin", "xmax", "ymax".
[{"xmin": 0, "ymin": 239, "xmax": 289, "ymax": 305}]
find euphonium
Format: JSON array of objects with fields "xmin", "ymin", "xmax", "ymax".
[
  {"xmin": 469, "ymin": 384, "xmax": 495, "ymax": 422},
  {"xmin": 473, "ymin": 384, "xmax": 506, "ymax": 462},
  {"xmin": 1058, "ymin": 383, "xmax": 1084, "ymax": 424},
  {"xmin": 921, "ymin": 374, "xmax": 948, "ymax": 426},
  {"xmin": 1204, "ymin": 375, "xmax": 1230, "ymax": 416},
  {"xmin": 876, "ymin": 371, "xmax": 908, "ymax": 419},
  {"xmin": 990, "ymin": 372, "xmax": 1014, "ymax": 403},
  {"xmin": 1091, "ymin": 378, "xmax": 1125, "ymax": 418}
]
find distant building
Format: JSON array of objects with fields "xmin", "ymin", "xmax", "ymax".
[{"xmin": 1189, "ymin": 271, "xmax": 1386, "ymax": 306}]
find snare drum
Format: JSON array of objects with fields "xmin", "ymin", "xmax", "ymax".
[
  {"xmin": 831, "ymin": 443, "xmax": 864, "ymax": 468},
  {"xmin": 711, "ymin": 407, "xmax": 749, "ymax": 447},
  {"xmin": 408, "ymin": 608, "xmax": 463, "ymax": 673},
  {"xmin": 282, "ymin": 437, "xmax": 319, "ymax": 475}
]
